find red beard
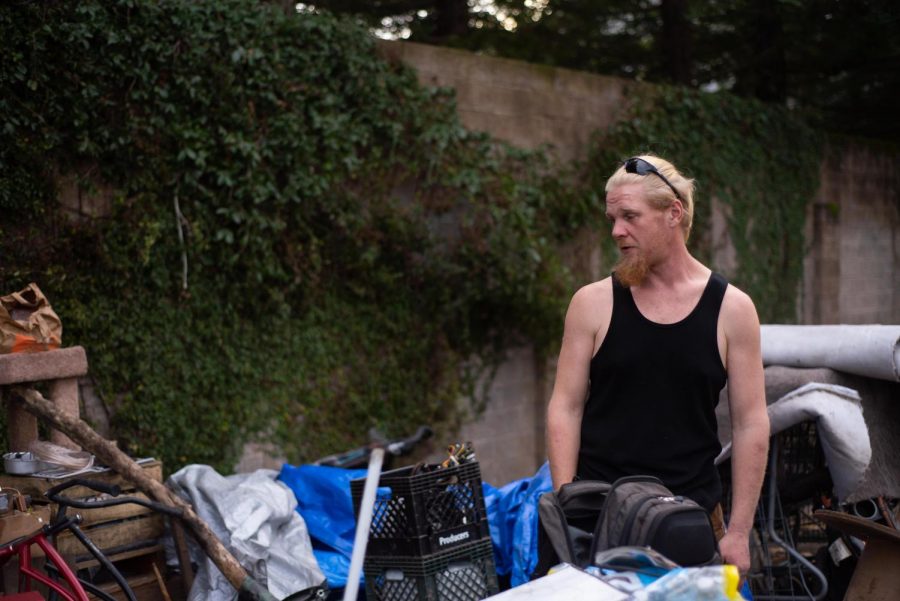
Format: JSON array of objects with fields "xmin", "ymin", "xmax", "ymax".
[{"xmin": 613, "ymin": 250, "xmax": 649, "ymax": 287}]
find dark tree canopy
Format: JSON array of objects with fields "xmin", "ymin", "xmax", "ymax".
[{"xmin": 308, "ymin": 0, "xmax": 900, "ymax": 141}]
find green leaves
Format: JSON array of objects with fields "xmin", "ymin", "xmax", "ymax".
[{"xmin": 0, "ymin": 0, "xmax": 579, "ymax": 472}]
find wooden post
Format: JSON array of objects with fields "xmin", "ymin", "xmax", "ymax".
[
  {"xmin": 48, "ymin": 377, "xmax": 80, "ymax": 449},
  {"xmin": 0, "ymin": 346, "xmax": 89, "ymax": 450},
  {"xmin": 4, "ymin": 389, "xmax": 38, "ymax": 451},
  {"xmin": 171, "ymin": 518, "xmax": 196, "ymax": 592}
]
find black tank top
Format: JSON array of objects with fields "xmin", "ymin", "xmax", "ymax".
[{"xmin": 577, "ymin": 272, "xmax": 728, "ymax": 511}]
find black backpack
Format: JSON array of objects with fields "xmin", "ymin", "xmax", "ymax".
[
  {"xmin": 533, "ymin": 475, "xmax": 720, "ymax": 578},
  {"xmin": 534, "ymin": 480, "xmax": 612, "ymax": 576}
]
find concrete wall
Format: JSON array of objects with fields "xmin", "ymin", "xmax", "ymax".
[
  {"xmin": 376, "ymin": 41, "xmax": 641, "ymax": 164},
  {"xmin": 376, "ymin": 40, "xmax": 900, "ymax": 485},
  {"xmin": 802, "ymin": 142, "xmax": 900, "ymax": 324},
  {"xmin": 451, "ymin": 347, "xmax": 549, "ymax": 485}
]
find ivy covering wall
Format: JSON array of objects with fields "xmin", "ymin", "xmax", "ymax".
[{"xmin": 0, "ymin": 0, "xmax": 821, "ymax": 472}]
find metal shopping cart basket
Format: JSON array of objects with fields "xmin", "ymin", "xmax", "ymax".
[{"xmin": 721, "ymin": 421, "xmax": 831, "ymax": 600}]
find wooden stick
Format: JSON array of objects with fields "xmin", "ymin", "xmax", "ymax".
[
  {"xmin": 11, "ymin": 386, "xmax": 277, "ymax": 601},
  {"xmin": 152, "ymin": 562, "xmax": 173, "ymax": 601}
]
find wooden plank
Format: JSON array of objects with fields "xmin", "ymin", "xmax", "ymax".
[
  {"xmin": 87, "ymin": 572, "xmax": 161, "ymax": 601},
  {"xmin": 83, "ymin": 553, "xmax": 176, "ymax": 601},
  {"xmin": 0, "ymin": 460, "xmax": 162, "ymax": 499},
  {"xmin": 75, "ymin": 543, "xmax": 164, "ymax": 570},
  {"xmin": 0, "ymin": 505, "xmax": 52, "ymax": 542},
  {"xmin": 56, "ymin": 514, "xmax": 164, "ymax": 557}
]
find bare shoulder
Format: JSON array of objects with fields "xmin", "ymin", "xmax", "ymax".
[
  {"xmin": 565, "ymin": 277, "xmax": 614, "ymax": 351},
  {"xmin": 569, "ymin": 277, "xmax": 612, "ymax": 319},
  {"xmin": 572, "ymin": 277, "xmax": 613, "ymax": 304},
  {"xmin": 720, "ymin": 283, "xmax": 761, "ymax": 344}
]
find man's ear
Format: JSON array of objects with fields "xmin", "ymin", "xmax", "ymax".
[{"xmin": 667, "ymin": 200, "xmax": 685, "ymax": 228}]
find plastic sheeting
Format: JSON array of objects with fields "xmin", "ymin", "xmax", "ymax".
[
  {"xmin": 716, "ymin": 382, "xmax": 871, "ymax": 501},
  {"xmin": 483, "ymin": 462, "xmax": 553, "ymax": 587},
  {"xmin": 278, "ymin": 464, "xmax": 365, "ymax": 589},
  {"xmin": 167, "ymin": 465, "xmax": 326, "ymax": 601},
  {"xmin": 761, "ymin": 325, "xmax": 900, "ymax": 383},
  {"xmin": 278, "ymin": 461, "xmax": 553, "ymax": 590}
]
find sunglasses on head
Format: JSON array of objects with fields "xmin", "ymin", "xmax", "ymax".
[{"xmin": 623, "ymin": 157, "xmax": 683, "ymax": 202}]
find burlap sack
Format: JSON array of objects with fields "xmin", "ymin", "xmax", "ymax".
[{"xmin": 0, "ymin": 283, "xmax": 62, "ymax": 353}]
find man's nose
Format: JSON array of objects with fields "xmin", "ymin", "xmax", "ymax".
[{"xmin": 611, "ymin": 220, "xmax": 627, "ymax": 239}]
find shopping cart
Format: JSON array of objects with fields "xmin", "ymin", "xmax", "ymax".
[{"xmin": 721, "ymin": 421, "xmax": 831, "ymax": 600}]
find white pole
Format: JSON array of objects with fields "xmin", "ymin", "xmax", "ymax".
[{"xmin": 343, "ymin": 447, "xmax": 384, "ymax": 601}]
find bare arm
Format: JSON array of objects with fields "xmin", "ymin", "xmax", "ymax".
[
  {"xmin": 719, "ymin": 287, "xmax": 770, "ymax": 572},
  {"xmin": 546, "ymin": 283, "xmax": 608, "ymax": 490}
]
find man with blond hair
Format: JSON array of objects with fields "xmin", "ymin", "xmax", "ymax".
[{"xmin": 546, "ymin": 155, "xmax": 769, "ymax": 573}]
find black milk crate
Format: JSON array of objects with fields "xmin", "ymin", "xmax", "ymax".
[
  {"xmin": 351, "ymin": 461, "xmax": 489, "ymax": 557},
  {"xmin": 364, "ymin": 538, "xmax": 498, "ymax": 601}
]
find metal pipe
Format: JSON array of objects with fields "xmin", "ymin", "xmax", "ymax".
[
  {"xmin": 343, "ymin": 447, "xmax": 384, "ymax": 601},
  {"xmin": 850, "ymin": 499, "xmax": 880, "ymax": 521}
]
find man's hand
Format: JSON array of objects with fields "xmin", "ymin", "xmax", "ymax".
[{"xmin": 718, "ymin": 530, "xmax": 751, "ymax": 575}]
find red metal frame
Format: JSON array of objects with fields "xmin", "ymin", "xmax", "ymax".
[{"xmin": 1, "ymin": 529, "xmax": 89, "ymax": 601}]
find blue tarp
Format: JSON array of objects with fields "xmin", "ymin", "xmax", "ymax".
[
  {"xmin": 482, "ymin": 462, "xmax": 553, "ymax": 586},
  {"xmin": 277, "ymin": 461, "xmax": 552, "ymax": 589},
  {"xmin": 278, "ymin": 464, "xmax": 366, "ymax": 588}
]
